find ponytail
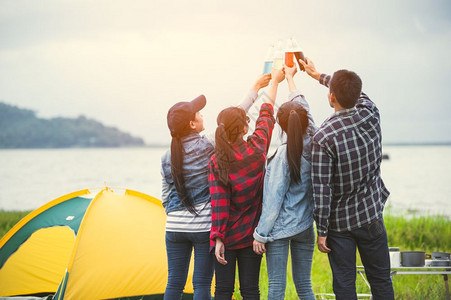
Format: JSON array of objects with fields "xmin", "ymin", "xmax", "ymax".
[
  {"xmin": 214, "ymin": 107, "xmax": 248, "ymax": 184},
  {"xmin": 215, "ymin": 123, "xmax": 233, "ymax": 184},
  {"xmin": 171, "ymin": 135, "xmax": 197, "ymax": 215},
  {"xmin": 286, "ymin": 110, "xmax": 303, "ymax": 184},
  {"xmin": 276, "ymin": 102, "xmax": 309, "ymax": 184}
]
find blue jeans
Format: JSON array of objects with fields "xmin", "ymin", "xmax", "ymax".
[
  {"xmin": 327, "ymin": 218, "xmax": 395, "ymax": 300},
  {"xmin": 164, "ymin": 231, "xmax": 214, "ymax": 300},
  {"xmin": 214, "ymin": 246, "xmax": 262, "ymax": 300},
  {"xmin": 265, "ymin": 225, "xmax": 315, "ymax": 300}
]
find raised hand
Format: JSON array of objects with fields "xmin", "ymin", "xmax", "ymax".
[
  {"xmin": 253, "ymin": 73, "xmax": 272, "ymax": 92},
  {"xmin": 298, "ymin": 57, "xmax": 321, "ymax": 81},
  {"xmin": 284, "ymin": 64, "xmax": 297, "ymax": 79}
]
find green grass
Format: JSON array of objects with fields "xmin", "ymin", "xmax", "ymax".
[
  {"xmin": 0, "ymin": 210, "xmax": 30, "ymax": 239},
  {"xmin": 385, "ymin": 214, "xmax": 451, "ymax": 251},
  {"xmin": 233, "ymin": 214, "xmax": 451, "ymax": 299},
  {"xmin": 1, "ymin": 211, "xmax": 450, "ymax": 299}
]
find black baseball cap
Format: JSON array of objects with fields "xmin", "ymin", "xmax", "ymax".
[{"xmin": 167, "ymin": 95, "xmax": 206, "ymax": 137}]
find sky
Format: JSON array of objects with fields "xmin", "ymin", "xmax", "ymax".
[{"xmin": 1, "ymin": 0, "xmax": 450, "ymax": 145}]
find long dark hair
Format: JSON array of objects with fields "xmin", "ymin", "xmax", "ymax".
[
  {"xmin": 276, "ymin": 102, "xmax": 308, "ymax": 183},
  {"xmin": 170, "ymin": 112, "xmax": 198, "ymax": 214},
  {"xmin": 214, "ymin": 107, "xmax": 248, "ymax": 184}
]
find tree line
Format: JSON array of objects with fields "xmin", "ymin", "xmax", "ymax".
[{"xmin": 0, "ymin": 102, "xmax": 145, "ymax": 148}]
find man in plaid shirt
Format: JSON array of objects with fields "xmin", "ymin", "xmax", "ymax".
[{"xmin": 298, "ymin": 58, "xmax": 394, "ymax": 300}]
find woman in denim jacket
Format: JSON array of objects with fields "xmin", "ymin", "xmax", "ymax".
[
  {"xmin": 253, "ymin": 66, "xmax": 317, "ymax": 300},
  {"xmin": 161, "ymin": 74, "xmax": 271, "ymax": 300}
]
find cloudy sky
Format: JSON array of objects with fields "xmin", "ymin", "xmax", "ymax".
[{"xmin": 1, "ymin": 0, "xmax": 450, "ymax": 145}]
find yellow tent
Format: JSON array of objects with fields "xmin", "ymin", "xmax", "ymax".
[{"xmin": 0, "ymin": 188, "xmax": 199, "ymax": 299}]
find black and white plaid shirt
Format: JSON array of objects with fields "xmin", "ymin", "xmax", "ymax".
[{"xmin": 312, "ymin": 74, "xmax": 389, "ymax": 236}]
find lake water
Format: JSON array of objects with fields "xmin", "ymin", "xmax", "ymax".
[{"xmin": 0, "ymin": 145, "xmax": 450, "ymax": 217}]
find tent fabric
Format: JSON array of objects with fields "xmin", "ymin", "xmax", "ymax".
[
  {"xmin": 55, "ymin": 189, "xmax": 170, "ymax": 300},
  {"xmin": 0, "ymin": 188, "xmax": 200, "ymax": 299},
  {"xmin": 0, "ymin": 190, "xmax": 91, "ymax": 270},
  {"xmin": 0, "ymin": 190, "xmax": 92, "ymax": 296},
  {"xmin": 0, "ymin": 227, "xmax": 75, "ymax": 297}
]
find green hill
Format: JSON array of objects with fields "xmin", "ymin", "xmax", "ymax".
[{"xmin": 0, "ymin": 102, "xmax": 145, "ymax": 148}]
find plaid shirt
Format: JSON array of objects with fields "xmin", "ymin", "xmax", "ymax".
[
  {"xmin": 209, "ymin": 103, "xmax": 275, "ymax": 249},
  {"xmin": 312, "ymin": 74, "xmax": 390, "ymax": 236}
]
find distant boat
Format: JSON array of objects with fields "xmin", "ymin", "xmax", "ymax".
[{"xmin": 382, "ymin": 153, "xmax": 390, "ymax": 160}]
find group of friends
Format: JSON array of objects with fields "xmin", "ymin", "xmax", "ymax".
[{"xmin": 160, "ymin": 56, "xmax": 395, "ymax": 300}]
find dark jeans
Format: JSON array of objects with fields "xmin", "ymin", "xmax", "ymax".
[
  {"xmin": 327, "ymin": 218, "xmax": 395, "ymax": 300},
  {"xmin": 214, "ymin": 246, "xmax": 262, "ymax": 300},
  {"xmin": 165, "ymin": 231, "xmax": 215, "ymax": 300}
]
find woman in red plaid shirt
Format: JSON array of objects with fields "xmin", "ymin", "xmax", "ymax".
[{"xmin": 208, "ymin": 68, "xmax": 285, "ymax": 299}]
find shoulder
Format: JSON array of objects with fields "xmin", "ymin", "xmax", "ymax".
[
  {"xmin": 208, "ymin": 154, "xmax": 218, "ymax": 169},
  {"xmin": 255, "ymin": 103, "xmax": 275, "ymax": 126},
  {"xmin": 275, "ymin": 144, "xmax": 287, "ymax": 157},
  {"xmin": 268, "ymin": 144, "xmax": 287, "ymax": 166},
  {"xmin": 186, "ymin": 134, "xmax": 215, "ymax": 155},
  {"xmin": 198, "ymin": 135, "xmax": 215, "ymax": 150},
  {"xmin": 313, "ymin": 112, "xmax": 352, "ymax": 141},
  {"xmin": 161, "ymin": 149, "xmax": 172, "ymax": 177},
  {"xmin": 260, "ymin": 102, "xmax": 275, "ymax": 114},
  {"xmin": 161, "ymin": 149, "xmax": 171, "ymax": 163},
  {"xmin": 313, "ymin": 123, "xmax": 333, "ymax": 144},
  {"xmin": 312, "ymin": 123, "xmax": 338, "ymax": 156},
  {"xmin": 199, "ymin": 134, "xmax": 214, "ymax": 145}
]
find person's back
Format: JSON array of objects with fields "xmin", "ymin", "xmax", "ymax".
[
  {"xmin": 161, "ymin": 134, "xmax": 214, "ymax": 215},
  {"xmin": 161, "ymin": 95, "xmax": 215, "ymax": 300},
  {"xmin": 209, "ymin": 68, "xmax": 284, "ymax": 300},
  {"xmin": 209, "ymin": 103, "xmax": 275, "ymax": 249},
  {"xmin": 313, "ymin": 90, "xmax": 388, "ymax": 232},
  {"xmin": 253, "ymin": 66, "xmax": 316, "ymax": 300},
  {"xmin": 298, "ymin": 58, "xmax": 394, "ymax": 300}
]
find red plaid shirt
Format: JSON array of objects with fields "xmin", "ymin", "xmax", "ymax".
[{"xmin": 209, "ymin": 103, "xmax": 275, "ymax": 250}]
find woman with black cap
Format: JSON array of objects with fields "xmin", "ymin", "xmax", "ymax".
[{"xmin": 161, "ymin": 73, "xmax": 271, "ymax": 300}]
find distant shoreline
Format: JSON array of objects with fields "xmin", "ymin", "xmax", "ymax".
[
  {"xmin": 153, "ymin": 142, "xmax": 451, "ymax": 148},
  {"xmin": 1, "ymin": 142, "xmax": 451, "ymax": 150},
  {"xmin": 383, "ymin": 142, "xmax": 451, "ymax": 146}
]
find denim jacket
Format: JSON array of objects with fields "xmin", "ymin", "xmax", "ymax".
[
  {"xmin": 254, "ymin": 91, "xmax": 317, "ymax": 243},
  {"xmin": 161, "ymin": 133, "xmax": 215, "ymax": 214}
]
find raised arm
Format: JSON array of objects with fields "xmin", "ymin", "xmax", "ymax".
[
  {"xmin": 264, "ymin": 68, "xmax": 285, "ymax": 106},
  {"xmin": 284, "ymin": 64, "xmax": 317, "ymax": 134},
  {"xmin": 245, "ymin": 68, "xmax": 284, "ymax": 152},
  {"xmin": 238, "ymin": 73, "xmax": 271, "ymax": 113},
  {"xmin": 299, "ymin": 57, "xmax": 378, "ymax": 113},
  {"xmin": 298, "ymin": 57, "xmax": 322, "ymax": 82},
  {"xmin": 285, "ymin": 64, "xmax": 298, "ymax": 92}
]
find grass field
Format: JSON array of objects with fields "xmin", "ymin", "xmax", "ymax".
[
  {"xmin": 236, "ymin": 214, "xmax": 451, "ymax": 299},
  {"xmin": 1, "ymin": 211, "xmax": 450, "ymax": 299}
]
